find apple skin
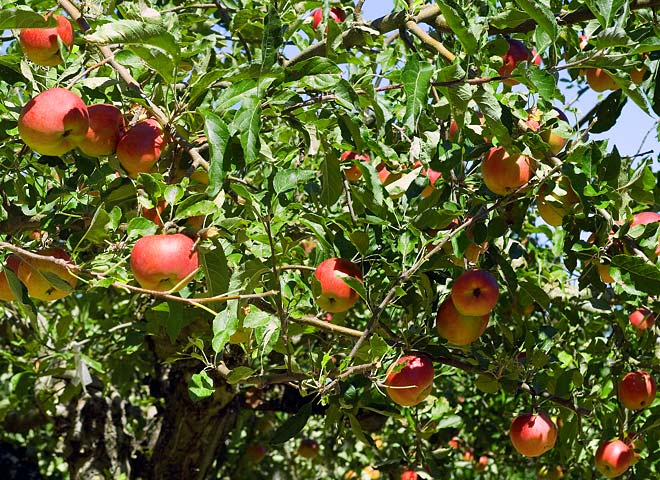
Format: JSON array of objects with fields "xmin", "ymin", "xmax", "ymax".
[
  {"xmin": 595, "ymin": 440, "xmax": 634, "ymax": 478},
  {"xmin": 385, "ymin": 355, "xmax": 435, "ymax": 407},
  {"xmin": 244, "ymin": 443, "xmax": 266, "ymax": 463},
  {"xmin": 340, "ymin": 151, "xmax": 371, "ymax": 181},
  {"xmin": 537, "ymin": 465, "xmax": 564, "ymax": 479},
  {"xmin": 297, "ymin": 438, "xmax": 319, "ymax": 458},
  {"xmin": 78, "ymin": 104, "xmax": 125, "ymax": 157},
  {"xmin": 618, "ymin": 370, "xmax": 656, "ymax": 410},
  {"xmin": 413, "ymin": 160, "xmax": 442, "ymax": 197},
  {"xmin": 19, "ymin": 14, "xmax": 73, "ymax": 66},
  {"xmin": 17, "ymin": 248, "xmax": 78, "ymax": 301},
  {"xmin": 311, "ymin": 7, "xmax": 346, "ymax": 30},
  {"xmin": 475, "ymin": 455, "xmax": 489, "ymax": 472},
  {"xmin": 436, "ymin": 297, "xmax": 489, "ymax": 346},
  {"xmin": 536, "ymin": 176, "xmax": 579, "ymax": 227},
  {"xmin": 629, "ymin": 307, "xmax": 655, "ymax": 331},
  {"xmin": 130, "ymin": 234, "xmax": 199, "ymax": 292},
  {"xmin": 527, "ymin": 107, "xmax": 570, "ymax": 155},
  {"xmin": 401, "ymin": 470, "xmax": 418, "ymax": 480},
  {"xmin": 450, "ymin": 269, "xmax": 499, "ymax": 316},
  {"xmin": 313, "ymin": 258, "xmax": 363, "ymax": 313},
  {"xmin": 586, "ymin": 68, "xmax": 620, "ymax": 92},
  {"xmin": 630, "ymin": 65, "xmax": 646, "ymax": 84},
  {"xmin": 116, "ymin": 119, "xmax": 165, "ymax": 177},
  {"xmin": 482, "ymin": 147, "xmax": 535, "ymax": 196},
  {"xmin": 499, "ymin": 39, "xmax": 536, "ymax": 86},
  {"xmin": 0, "ymin": 255, "xmax": 23, "ymax": 302},
  {"xmin": 598, "ymin": 262, "xmax": 615, "ymax": 284},
  {"xmin": 142, "ymin": 200, "xmax": 168, "ymax": 227},
  {"xmin": 509, "ymin": 412, "xmax": 557, "ymax": 457},
  {"xmin": 18, "ymin": 88, "xmax": 89, "ymax": 156}
]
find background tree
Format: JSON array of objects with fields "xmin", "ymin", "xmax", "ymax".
[{"xmin": 0, "ymin": 1, "xmax": 659, "ymax": 479}]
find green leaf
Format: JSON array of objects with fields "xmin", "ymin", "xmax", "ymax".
[
  {"xmin": 85, "ymin": 20, "xmax": 179, "ymax": 59},
  {"xmin": 200, "ymin": 242, "xmax": 230, "ymax": 302},
  {"xmin": 512, "ymin": 0, "xmax": 557, "ymax": 38},
  {"xmin": 475, "ymin": 373, "xmax": 500, "ymax": 394},
  {"xmin": 226, "ymin": 366, "xmax": 255, "ymax": 384},
  {"xmin": 584, "ymin": 0, "xmax": 626, "ymax": 28},
  {"xmin": 435, "ymin": 1, "xmax": 478, "ymax": 54},
  {"xmin": 203, "ymin": 111, "xmax": 230, "ymax": 196},
  {"xmin": 188, "ymin": 370, "xmax": 215, "ymax": 401},
  {"xmin": 270, "ymin": 402, "xmax": 313, "ymax": 444},
  {"xmin": 0, "ymin": 9, "xmax": 55, "ymax": 28},
  {"xmin": 164, "ymin": 300, "xmax": 187, "ymax": 343},
  {"xmin": 401, "ymin": 56, "xmax": 434, "ymax": 133},
  {"xmin": 611, "ymin": 255, "xmax": 660, "ymax": 295},
  {"xmin": 126, "ymin": 217, "xmax": 159, "ymax": 240},
  {"xmin": 212, "ymin": 300, "xmax": 239, "ymax": 353},
  {"xmin": 244, "ymin": 309, "xmax": 274, "ymax": 329},
  {"xmin": 590, "ymin": 90, "xmax": 626, "ymax": 134},
  {"xmin": 320, "ymin": 153, "xmax": 342, "ymax": 207},
  {"xmin": 232, "ymin": 95, "xmax": 261, "ymax": 164},
  {"xmin": 261, "ymin": 5, "xmax": 283, "ymax": 67},
  {"xmin": 342, "ymin": 276, "xmax": 367, "ymax": 303},
  {"xmin": 274, "ymin": 169, "xmax": 317, "ymax": 195},
  {"xmin": 175, "ymin": 200, "xmax": 216, "ymax": 219},
  {"xmin": 130, "ymin": 46, "xmax": 175, "ymax": 83}
]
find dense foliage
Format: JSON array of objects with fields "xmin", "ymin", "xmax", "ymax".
[{"xmin": 0, "ymin": 1, "xmax": 659, "ymax": 479}]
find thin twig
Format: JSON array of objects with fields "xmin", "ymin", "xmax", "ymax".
[{"xmin": 405, "ymin": 20, "xmax": 455, "ymax": 62}]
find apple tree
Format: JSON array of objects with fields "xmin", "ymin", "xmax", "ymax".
[{"xmin": 0, "ymin": 0, "xmax": 659, "ymax": 479}]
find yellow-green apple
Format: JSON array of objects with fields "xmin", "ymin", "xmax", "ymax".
[
  {"xmin": 385, "ymin": 355, "xmax": 435, "ymax": 407},
  {"xmin": 451, "ymin": 269, "xmax": 499, "ymax": 316},
  {"xmin": 17, "ymin": 248, "xmax": 78, "ymax": 301},
  {"xmin": 536, "ymin": 176, "xmax": 579, "ymax": 226},
  {"xmin": 130, "ymin": 234, "xmax": 199, "ymax": 292},
  {"xmin": 313, "ymin": 258, "xmax": 362, "ymax": 313},
  {"xmin": 19, "ymin": 14, "xmax": 73, "ymax": 66},
  {"xmin": 311, "ymin": 7, "xmax": 346, "ymax": 30},
  {"xmin": 116, "ymin": 118, "xmax": 165, "ymax": 177},
  {"xmin": 436, "ymin": 297, "xmax": 489, "ymax": 345},
  {"xmin": 499, "ymin": 39, "xmax": 539, "ymax": 85},
  {"xmin": 297, "ymin": 438, "xmax": 319, "ymax": 458},
  {"xmin": 482, "ymin": 147, "xmax": 535, "ymax": 196},
  {"xmin": 596, "ymin": 261, "xmax": 615, "ymax": 284},
  {"xmin": 509, "ymin": 412, "xmax": 557, "ymax": 457},
  {"xmin": 244, "ymin": 443, "xmax": 267, "ymax": 463},
  {"xmin": 537, "ymin": 465, "xmax": 564, "ymax": 479},
  {"xmin": 629, "ymin": 211, "xmax": 660, "ymax": 256},
  {"xmin": 586, "ymin": 68, "xmax": 619, "ymax": 92},
  {"xmin": 340, "ymin": 151, "xmax": 370, "ymax": 181},
  {"xmin": 618, "ymin": 370, "xmax": 656, "ymax": 410},
  {"xmin": 229, "ymin": 327, "xmax": 251, "ymax": 344},
  {"xmin": 78, "ymin": 104, "xmax": 125, "ymax": 157},
  {"xmin": 527, "ymin": 107, "xmax": 570, "ymax": 155},
  {"xmin": 0, "ymin": 255, "xmax": 23, "ymax": 302},
  {"xmin": 629, "ymin": 307, "xmax": 655, "ymax": 331},
  {"xmin": 595, "ymin": 440, "xmax": 634, "ymax": 478},
  {"xmin": 18, "ymin": 88, "xmax": 89, "ymax": 156},
  {"xmin": 362, "ymin": 466, "xmax": 381, "ymax": 479},
  {"xmin": 401, "ymin": 470, "xmax": 418, "ymax": 480}
]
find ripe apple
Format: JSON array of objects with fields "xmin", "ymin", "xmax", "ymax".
[
  {"xmin": 78, "ymin": 104, "xmax": 125, "ymax": 157},
  {"xmin": 509, "ymin": 412, "xmax": 557, "ymax": 457},
  {"xmin": 130, "ymin": 234, "xmax": 199, "ymax": 292},
  {"xmin": 17, "ymin": 248, "xmax": 78, "ymax": 301},
  {"xmin": 629, "ymin": 307, "xmax": 655, "ymax": 331},
  {"xmin": 116, "ymin": 118, "xmax": 165, "ymax": 177},
  {"xmin": 527, "ymin": 107, "xmax": 570, "ymax": 155},
  {"xmin": 142, "ymin": 200, "xmax": 168, "ymax": 227},
  {"xmin": 597, "ymin": 261, "xmax": 615, "ymax": 284},
  {"xmin": 0, "ymin": 255, "xmax": 23, "ymax": 302},
  {"xmin": 311, "ymin": 7, "xmax": 346, "ymax": 30},
  {"xmin": 450, "ymin": 269, "xmax": 499, "ymax": 316},
  {"xmin": 537, "ymin": 465, "xmax": 564, "ymax": 479},
  {"xmin": 19, "ymin": 14, "xmax": 74, "ymax": 66},
  {"xmin": 401, "ymin": 470, "xmax": 418, "ymax": 480},
  {"xmin": 362, "ymin": 466, "xmax": 381, "ymax": 479},
  {"xmin": 376, "ymin": 162, "xmax": 402, "ymax": 185},
  {"xmin": 385, "ymin": 355, "xmax": 435, "ymax": 407},
  {"xmin": 313, "ymin": 258, "xmax": 362, "ymax": 313},
  {"xmin": 482, "ymin": 147, "xmax": 535, "ymax": 196},
  {"xmin": 340, "ymin": 151, "xmax": 371, "ymax": 181},
  {"xmin": 412, "ymin": 161, "xmax": 442, "ymax": 197},
  {"xmin": 618, "ymin": 370, "xmax": 656, "ymax": 410},
  {"xmin": 595, "ymin": 439, "xmax": 634, "ymax": 478},
  {"xmin": 297, "ymin": 438, "xmax": 319, "ymax": 458},
  {"xmin": 586, "ymin": 68, "xmax": 620, "ymax": 92},
  {"xmin": 436, "ymin": 297, "xmax": 489, "ymax": 345},
  {"xmin": 475, "ymin": 455, "xmax": 489, "ymax": 472},
  {"xmin": 629, "ymin": 211, "xmax": 660, "ymax": 256},
  {"xmin": 499, "ymin": 38, "xmax": 538, "ymax": 85},
  {"xmin": 18, "ymin": 88, "xmax": 89, "ymax": 156},
  {"xmin": 244, "ymin": 443, "xmax": 267, "ymax": 463},
  {"xmin": 536, "ymin": 176, "xmax": 579, "ymax": 226}
]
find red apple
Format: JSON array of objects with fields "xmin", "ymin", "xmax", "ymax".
[
  {"xmin": 586, "ymin": 68, "xmax": 620, "ymax": 92},
  {"xmin": 630, "ymin": 65, "xmax": 647, "ymax": 85},
  {"xmin": 78, "ymin": 104, "xmax": 125, "ymax": 157},
  {"xmin": 17, "ymin": 248, "xmax": 78, "ymax": 301},
  {"xmin": 376, "ymin": 162, "xmax": 402, "ymax": 185},
  {"xmin": 413, "ymin": 161, "xmax": 442, "ymax": 197},
  {"xmin": 18, "ymin": 88, "xmax": 89, "ymax": 156},
  {"xmin": 385, "ymin": 355, "xmax": 435, "ymax": 407},
  {"xmin": 313, "ymin": 258, "xmax": 362, "ymax": 313},
  {"xmin": 475, "ymin": 455, "xmax": 489, "ymax": 472},
  {"xmin": 482, "ymin": 147, "xmax": 535, "ymax": 196},
  {"xmin": 19, "ymin": 14, "xmax": 74, "ymax": 66},
  {"xmin": 130, "ymin": 234, "xmax": 199, "ymax": 292},
  {"xmin": 629, "ymin": 211, "xmax": 660, "ymax": 256},
  {"xmin": 311, "ymin": 7, "xmax": 346, "ymax": 30},
  {"xmin": 450, "ymin": 269, "xmax": 499, "ymax": 316},
  {"xmin": 297, "ymin": 438, "xmax": 319, "ymax": 458},
  {"xmin": 436, "ymin": 297, "xmax": 489, "ymax": 345},
  {"xmin": 499, "ymin": 38, "xmax": 536, "ymax": 86},
  {"xmin": 595, "ymin": 440, "xmax": 634, "ymax": 478},
  {"xmin": 0, "ymin": 255, "xmax": 23, "ymax": 302},
  {"xmin": 142, "ymin": 200, "xmax": 168, "ymax": 227},
  {"xmin": 629, "ymin": 307, "xmax": 655, "ymax": 331},
  {"xmin": 116, "ymin": 118, "xmax": 165, "ymax": 177},
  {"xmin": 340, "ymin": 151, "xmax": 371, "ymax": 181},
  {"xmin": 618, "ymin": 370, "xmax": 656, "ymax": 410},
  {"xmin": 244, "ymin": 443, "xmax": 267, "ymax": 463},
  {"xmin": 509, "ymin": 412, "xmax": 557, "ymax": 457},
  {"xmin": 401, "ymin": 470, "xmax": 418, "ymax": 480},
  {"xmin": 536, "ymin": 176, "xmax": 579, "ymax": 226}
]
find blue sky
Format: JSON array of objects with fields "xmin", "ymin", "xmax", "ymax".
[{"xmin": 359, "ymin": 1, "xmax": 660, "ymax": 158}]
